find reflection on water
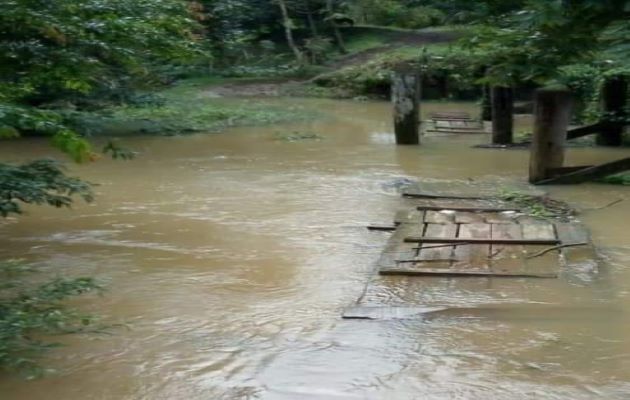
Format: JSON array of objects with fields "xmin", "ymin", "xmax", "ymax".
[{"xmin": 0, "ymin": 98, "xmax": 629, "ymax": 399}]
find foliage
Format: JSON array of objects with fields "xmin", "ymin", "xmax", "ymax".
[
  {"xmin": 0, "ymin": 0, "xmax": 207, "ymax": 156},
  {"xmin": 313, "ymin": 42, "xmax": 481, "ymax": 98},
  {"xmin": 465, "ymin": 0, "xmax": 630, "ymax": 86},
  {"xmin": 0, "ymin": 260, "xmax": 101, "ymax": 377},
  {"xmin": 91, "ymin": 79, "xmax": 316, "ymax": 135},
  {"xmin": 598, "ymin": 172, "xmax": 630, "ymax": 185},
  {"xmin": 0, "ymin": 0, "xmax": 205, "ymax": 106},
  {"xmin": 0, "ymin": 159, "xmax": 94, "ymax": 217},
  {"xmin": 0, "ymin": 104, "xmax": 94, "ymax": 162},
  {"xmin": 498, "ymin": 190, "xmax": 575, "ymax": 220}
]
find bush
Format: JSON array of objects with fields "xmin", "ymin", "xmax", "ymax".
[{"xmin": 0, "ymin": 261, "xmax": 101, "ymax": 377}]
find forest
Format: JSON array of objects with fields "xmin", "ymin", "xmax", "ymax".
[{"xmin": 1, "ymin": 0, "xmax": 630, "ymax": 389}]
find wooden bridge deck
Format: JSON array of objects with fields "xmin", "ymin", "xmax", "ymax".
[
  {"xmin": 426, "ymin": 111, "xmax": 487, "ymax": 134},
  {"xmin": 343, "ymin": 195, "xmax": 598, "ymax": 319},
  {"xmin": 379, "ymin": 206, "xmax": 594, "ymax": 278}
]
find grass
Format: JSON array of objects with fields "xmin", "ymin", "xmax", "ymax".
[
  {"xmin": 598, "ymin": 172, "xmax": 630, "ymax": 185},
  {"xmin": 78, "ymin": 78, "xmax": 317, "ymax": 136}
]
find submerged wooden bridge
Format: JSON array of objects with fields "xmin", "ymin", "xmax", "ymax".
[{"xmin": 344, "ymin": 186, "xmax": 599, "ymax": 320}]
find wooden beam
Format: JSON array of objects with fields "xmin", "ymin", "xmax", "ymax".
[
  {"xmin": 392, "ymin": 70, "xmax": 421, "ymax": 145},
  {"xmin": 404, "ymin": 237, "xmax": 560, "ymax": 245},
  {"xmin": 416, "ymin": 206, "xmax": 520, "ymax": 212},
  {"xmin": 403, "ymin": 192, "xmax": 487, "ymax": 200},
  {"xmin": 529, "ymin": 88, "xmax": 572, "ymax": 183},
  {"xmin": 547, "ymin": 165, "xmax": 593, "ymax": 177},
  {"xmin": 379, "ymin": 268, "xmax": 557, "ymax": 278},
  {"xmin": 567, "ymin": 122, "xmax": 606, "ymax": 140},
  {"xmin": 536, "ymin": 157, "xmax": 630, "ymax": 185}
]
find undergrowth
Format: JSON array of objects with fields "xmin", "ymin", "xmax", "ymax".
[
  {"xmin": 0, "ymin": 261, "xmax": 102, "ymax": 378},
  {"xmin": 498, "ymin": 190, "xmax": 576, "ymax": 220}
]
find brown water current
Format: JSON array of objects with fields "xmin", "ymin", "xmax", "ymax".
[{"xmin": 1, "ymin": 99, "xmax": 629, "ymax": 399}]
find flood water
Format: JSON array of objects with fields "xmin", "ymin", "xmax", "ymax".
[{"xmin": 1, "ymin": 98, "xmax": 629, "ymax": 399}]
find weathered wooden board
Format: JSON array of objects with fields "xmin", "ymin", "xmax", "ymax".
[
  {"xmin": 375, "ymin": 197, "xmax": 595, "ymax": 279},
  {"xmin": 455, "ymin": 212, "xmax": 486, "ymax": 224},
  {"xmin": 555, "ymin": 223, "xmax": 598, "ymax": 268},
  {"xmin": 417, "ymin": 206, "xmax": 521, "ymax": 212},
  {"xmin": 404, "ymin": 237, "xmax": 559, "ymax": 245},
  {"xmin": 521, "ymin": 221, "xmax": 560, "ymax": 276},
  {"xmin": 424, "ymin": 210, "xmax": 455, "ymax": 224},
  {"xmin": 454, "ymin": 223, "xmax": 491, "ymax": 271},
  {"xmin": 490, "ymin": 223, "xmax": 525, "ymax": 273},
  {"xmin": 342, "ymin": 306, "xmax": 447, "ymax": 320},
  {"xmin": 416, "ymin": 223, "xmax": 458, "ymax": 268}
]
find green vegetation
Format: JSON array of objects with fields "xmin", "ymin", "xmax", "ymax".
[
  {"xmin": 498, "ymin": 190, "xmax": 576, "ymax": 220},
  {"xmin": 598, "ymin": 173, "xmax": 630, "ymax": 185},
  {"xmin": 0, "ymin": 260, "xmax": 101, "ymax": 378}
]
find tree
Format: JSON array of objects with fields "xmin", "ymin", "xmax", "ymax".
[
  {"xmin": 0, "ymin": 0, "xmax": 206, "ymax": 159},
  {"xmin": 275, "ymin": 0, "xmax": 305, "ymax": 64}
]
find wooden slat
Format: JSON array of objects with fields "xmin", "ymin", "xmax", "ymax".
[
  {"xmin": 403, "ymin": 192, "xmax": 487, "ymax": 200},
  {"xmin": 379, "ymin": 268, "xmax": 556, "ymax": 278},
  {"xmin": 424, "ymin": 210, "xmax": 455, "ymax": 224},
  {"xmin": 404, "ymin": 237, "xmax": 559, "ymax": 245},
  {"xmin": 536, "ymin": 157, "xmax": 630, "ymax": 185},
  {"xmin": 484, "ymin": 212, "xmax": 517, "ymax": 224},
  {"xmin": 376, "ymin": 222, "xmax": 422, "ymax": 269},
  {"xmin": 342, "ymin": 306, "xmax": 447, "ymax": 320},
  {"xmin": 455, "ymin": 212, "xmax": 485, "ymax": 224},
  {"xmin": 521, "ymin": 222, "xmax": 560, "ymax": 276},
  {"xmin": 394, "ymin": 209, "xmax": 423, "ymax": 225},
  {"xmin": 555, "ymin": 223, "xmax": 597, "ymax": 267},
  {"xmin": 453, "ymin": 223, "xmax": 491, "ymax": 271},
  {"xmin": 416, "ymin": 224, "xmax": 458, "ymax": 268},
  {"xmin": 417, "ymin": 206, "xmax": 520, "ymax": 212},
  {"xmin": 490, "ymin": 224, "xmax": 525, "ymax": 274}
]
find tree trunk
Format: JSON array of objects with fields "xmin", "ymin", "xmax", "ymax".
[
  {"xmin": 491, "ymin": 86, "xmax": 514, "ymax": 144},
  {"xmin": 597, "ymin": 75, "xmax": 627, "ymax": 146},
  {"xmin": 326, "ymin": 0, "xmax": 347, "ymax": 54},
  {"xmin": 481, "ymin": 85, "xmax": 492, "ymax": 121},
  {"xmin": 392, "ymin": 71, "xmax": 421, "ymax": 145},
  {"xmin": 304, "ymin": 0, "xmax": 318, "ymax": 37},
  {"xmin": 277, "ymin": 0, "xmax": 304, "ymax": 64},
  {"xmin": 529, "ymin": 88, "xmax": 572, "ymax": 183}
]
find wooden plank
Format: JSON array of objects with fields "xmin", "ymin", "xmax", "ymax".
[
  {"xmin": 404, "ymin": 237, "xmax": 559, "ymax": 245},
  {"xmin": 417, "ymin": 206, "xmax": 520, "ymax": 212},
  {"xmin": 394, "ymin": 209, "xmax": 423, "ymax": 225},
  {"xmin": 548, "ymin": 165, "xmax": 593, "ymax": 177},
  {"xmin": 379, "ymin": 268, "xmax": 556, "ymax": 278},
  {"xmin": 424, "ymin": 210, "xmax": 455, "ymax": 224},
  {"xmin": 489, "ymin": 223, "xmax": 525, "ymax": 274},
  {"xmin": 521, "ymin": 222, "xmax": 559, "ymax": 276},
  {"xmin": 427, "ymin": 129, "xmax": 488, "ymax": 134},
  {"xmin": 566, "ymin": 122, "xmax": 607, "ymax": 140},
  {"xmin": 536, "ymin": 157, "xmax": 630, "ymax": 185},
  {"xmin": 453, "ymin": 223, "xmax": 491, "ymax": 271},
  {"xmin": 555, "ymin": 223, "xmax": 598, "ymax": 268},
  {"xmin": 416, "ymin": 224, "xmax": 458, "ymax": 268},
  {"xmin": 484, "ymin": 212, "xmax": 517, "ymax": 224},
  {"xmin": 455, "ymin": 212, "xmax": 485, "ymax": 224},
  {"xmin": 403, "ymin": 192, "xmax": 486, "ymax": 200},
  {"xmin": 376, "ymin": 222, "xmax": 422, "ymax": 269},
  {"xmin": 342, "ymin": 306, "xmax": 447, "ymax": 320}
]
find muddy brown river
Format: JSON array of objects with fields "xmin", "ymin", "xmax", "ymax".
[{"xmin": 1, "ymin": 99, "xmax": 629, "ymax": 399}]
